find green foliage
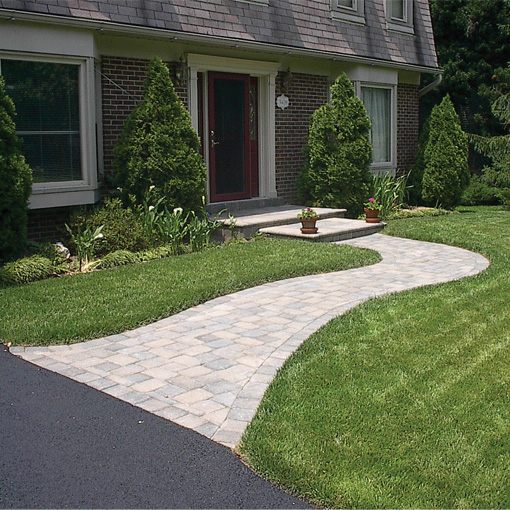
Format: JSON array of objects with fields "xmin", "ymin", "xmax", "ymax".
[
  {"xmin": 71, "ymin": 198, "xmax": 151, "ymax": 256},
  {"xmin": 386, "ymin": 207, "xmax": 455, "ymax": 220},
  {"xmin": 0, "ymin": 76, "xmax": 33, "ymax": 262},
  {"xmin": 408, "ymin": 116, "xmax": 430, "ymax": 205},
  {"xmin": 500, "ymin": 188, "xmax": 510, "ymax": 210},
  {"xmin": 156, "ymin": 207, "xmax": 189, "ymax": 254},
  {"xmin": 427, "ymin": 0, "xmax": 510, "ymax": 139},
  {"xmin": 0, "ymin": 255, "xmax": 53, "ymax": 286},
  {"xmin": 137, "ymin": 245, "xmax": 175, "ymax": 262},
  {"xmin": 114, "ymin": 57, "xmax": 206, "ymax": 214},
  {"xmin": 422, "ymin": 96, "xmax": 469, "ymax": 208},
  {"xmin": 99, "ymin": 250, "xmax": 139, "ymax": 270},
  {"xmin": 298, "ymin": 73, "xmax": 373, "ymax": 217},
  {"xmin": 469, "ymin": 89, "xmax": 510, "ymax": 202},
  {"xmin": 65, "ymin": 223, "xmax": 104, "ymax": 272},
  {"xmin": 187, "ymin": 211, "xmax": 223, "ymax": 252},
  {"xmin": 371, "ymin": 172, "xmax": 410, "ymax": 218},
  {"xmin": 461, "ymin": 175, "xmax": 502, "ymax": 206}
]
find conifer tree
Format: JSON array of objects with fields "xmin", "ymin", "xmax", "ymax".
[
  {"xmin": 422, "ymin": 95, "xmax": 469, "ymax": 208},
  {"xmin": 298, "ymin": 73, "xmax": 372, "ymax": 217},
  {"xmin": 114, "ymin": 57, "xmax": 206, "ymax": 213},
  {"xmin": 0, "ymin": 76, "xmax": 32, "ymax": 262}
]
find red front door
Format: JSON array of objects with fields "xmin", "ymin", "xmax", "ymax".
[{"xmin": 208, "ymin": 72, "xmax": 258, "ymax": 202}]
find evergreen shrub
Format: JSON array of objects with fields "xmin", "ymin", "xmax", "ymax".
[
  {"xmin": 461, "ymin": 175, "xmax": 501, "ymax": 205},
  {"xmin": 70, "ymin": 198, "xmax": 151, "ymax": 257},
  {"xmin": 0, "ymin": 76, "xmax": 32, "ymax": 262},
  {"xmin": 298, "ymin": 73, "xmax": 373, "ymax": 217},
  {"xmin": 0, "ymin": 255, "xmax": 53, "ymax": 286},
  {"xmin": 422, "ymin": 95, "xmax": 470, "ymax": 209},
  {"xmin": 114, "ymin": 57, "xmax": 206, "ymax": 214},
  {"xmin": 99, "ymin": 250, "xmax": 139, "ymax": 270}
]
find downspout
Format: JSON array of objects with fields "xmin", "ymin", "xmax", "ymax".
[{"xmin": 418, "ymin": 72, "xmax": 442, "ymax": 97}]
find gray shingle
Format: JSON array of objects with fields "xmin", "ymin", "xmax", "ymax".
[{"xmin": 0, "ymin": 0, "xmax": 438, "ymax": 68}]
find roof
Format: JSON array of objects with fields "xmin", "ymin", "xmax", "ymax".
[{"xmin": 0, "ymin": 0, "xmax": 438, "ymax": 69}]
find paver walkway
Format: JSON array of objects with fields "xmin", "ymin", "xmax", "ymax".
[{"xmin": 11, "ymin": 235, "xmax": 489, "ymax": 449}]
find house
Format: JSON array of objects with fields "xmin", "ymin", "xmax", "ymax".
[{"xmin": 0, "ymin": 0, "xmax": 438, "ymax": 238}]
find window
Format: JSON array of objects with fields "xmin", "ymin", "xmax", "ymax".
[
  {"xmin": 1, "ymin": 59, "xmax": 82, "ymax": 183},
  {"xmin": 362, "ymin": 86, "xmax": 393, "ymax": 165},
  {"xmin": 386, "ymin": 0, "xmax": 414, "ymax": 34},
  {"xmin": 331, "ymin": 0, "xmax": 365, "ymax": 25},
  {"xmin": 391, "ymin": 0, "xmax": 405, "ymax": 20}
]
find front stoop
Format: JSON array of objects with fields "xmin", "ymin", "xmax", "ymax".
[
  {"xmin": 215, "ymin": 206, "xmax": 347, "ymax": 240},
  {"xmin": 260, "ymin": 217, "xmax": 386, "ymax": 242}
]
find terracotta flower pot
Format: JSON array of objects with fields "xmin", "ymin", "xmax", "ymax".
[
  {"xmin": 300, "ymin": 218, "xmax": 318, "ymax": 234},
  {"xmin": 364, "ymin": 207, "xmax": 381, "ymax": 223}
]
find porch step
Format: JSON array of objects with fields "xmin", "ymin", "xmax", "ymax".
[
  {"xmin": 215, "ymin": 206, "xmax": 347, "ymax": 240},
  {"xmin": 259, "ymin": 217, "xmax": 386, "ymax": 243},
  {"xmin": 207, "ymin": 197, "xmax": 286, "ymax": 215}
]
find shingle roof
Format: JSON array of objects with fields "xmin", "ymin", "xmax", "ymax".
[{"xmin": 0, "ymin": 0, "xmax": 438, "ymax": 69}]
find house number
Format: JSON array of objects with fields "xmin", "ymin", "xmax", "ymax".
[{"xmin": 277, "ymin": 94, "xmax": 289, "ymax": 110}]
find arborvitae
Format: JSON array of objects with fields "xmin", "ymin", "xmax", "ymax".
[
  {"xmin": 298, "ymin": 73, "xmax": 372, "ymax": 217},
  {"xmin": 0, "ymin": 76, "xmax": 32, "ymax": 262},
  {"xmin": 114, "ymin": 57, "xmax": 206, "ymax": 213},
  {"xmin": 422, "ymin": 95, "xmax": 469, "ymax": 208}
]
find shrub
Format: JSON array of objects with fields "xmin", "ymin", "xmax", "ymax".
[
  {"xmin": 0, "ymin": 76, "xmax": 33, "ymax": 262},
  {"xmin": 298, "ymin": 73, "xmax": 372, "ymax": 217},
  {"xmin": 422, "ymin": 95, "xmax": 470, "ymax": 209},
  {"xmin": 407, "ymin": 117, "xmax": 430, "ymax": 205},
  {"xmin": 138, "ymin": 245, "xmax": 175, "ymax": 262},
  {"xmin": 99, "ymin": 250, "xmax": 139, "ymax": 270},
  {"xmin": 114, "ymin": 57, "xmax": 206, "ymax": 214},
  {"xmin": 460, "ymin": 176, "xmax": 501, "ymax": 205},
  {"xmin": 500, "ymin": 188, "xmax": 510, "ymax": 210},
  {"xmin": 70, "ymin": 198, "xmax": 151, "ymax": 256},
  {"xmin": 0, "ymin": 255, "xmax": 53, "ymax": 286}
]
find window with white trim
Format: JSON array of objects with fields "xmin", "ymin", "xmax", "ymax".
[
  {"xmin": 1, "ymin": 59, "xmax": 82, "ymax": 183},
  {"xmin": 331, "ymin": 0, "xmax": 365, "ymax": 25},
  {"xmin": 361, "ymin": 86, "xmax": 393, "ymax": 165},
  {"xmin": 386, "ymin": 0, "xmax": 414, "ymax": 34}
]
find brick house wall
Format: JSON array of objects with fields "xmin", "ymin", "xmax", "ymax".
[
  {"xmin": 396, "ymin": 83, "xmax": 420, "ymax": 176},
  {"xmin": 275, "ymin": 72, "xmax": 329, "ymax": 203},
  {"xmin": 101, "ymin": 57, "xmax": 188, "ymax": 180}
]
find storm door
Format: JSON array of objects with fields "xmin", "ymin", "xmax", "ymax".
[{"xmin": 208, "ymin": 72, "xmax": 258, "ymax": 202}]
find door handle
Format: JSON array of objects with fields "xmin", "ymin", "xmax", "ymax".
[{"xmin": 210, "ymin": 130, "xmax": 220, "ymax": 148}]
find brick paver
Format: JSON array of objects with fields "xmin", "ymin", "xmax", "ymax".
[{"xmin": 11, "ymin": 235, "xmax": 489, "ymax": 449}]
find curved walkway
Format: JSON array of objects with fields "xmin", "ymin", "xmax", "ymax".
[{"xmin": 11, "ymin": 235, "xmax": 489, "ymax": 449}]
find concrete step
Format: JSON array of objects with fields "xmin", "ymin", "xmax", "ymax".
[
  {"xmin": 259, "ymin": 217, "xmax": 386, "ymax": 243},
  {"xmin": 206, "ymin": 197, "xmax": 286, "ymax": 215},
  {"xmin": 214, "ymin": 206, "xmax": 347, "ymax": 240}
]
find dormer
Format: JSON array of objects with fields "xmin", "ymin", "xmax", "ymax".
[
  {"xmin": 386, "ymin": 0, "xmax": 414, "ymax": 35},
  {"xmin": 330, "ymin": 0, "xmax": 366, "ymax": 25}
]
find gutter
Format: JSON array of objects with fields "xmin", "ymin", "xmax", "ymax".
[
  {"xmin": 418, "ymin": 72, "xmax": 443, "ymax": 96},
  {"xmin": 0, "ymin": 8, "xmax": 440, "ymax": 75}
]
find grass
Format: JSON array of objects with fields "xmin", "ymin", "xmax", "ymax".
[
  {"xmin": 238, "ymin": 206, "xmax": 510, "ymax": 509},
  {"xmin": 0, "ymin": 238, "xmax": 379, "ymax": 346}
]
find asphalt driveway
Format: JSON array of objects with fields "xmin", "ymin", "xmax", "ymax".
[{"xmin": 0, "ymin": 345, "xmax": 309, "ymax": 509}]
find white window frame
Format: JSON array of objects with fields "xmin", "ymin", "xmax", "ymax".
[
  {"xmin": 0, "ymin": 52, "xmax": 99, "ymax": 209},
  {"xmin": 331, "ymin": 0, "xmax": 365, "ymax": 25},
  {"xmin": 235, "ymin": 0, "xmax": 269, "ymax": 4},
  {"xmin": 386, "ymin": 0, "xmax": 414, "ymax": 35},
  {"xmin": 358, "ymin": 82, "xmax": 397, "ymax": 175}
]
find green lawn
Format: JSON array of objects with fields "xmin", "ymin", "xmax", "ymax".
[
  {"xmin": 0, "ymin": 238, "xmax": 379, "ymax": 346},
  {"xmin": 238, "ymin": 206, "xmax": 510, "ymax": 509}
]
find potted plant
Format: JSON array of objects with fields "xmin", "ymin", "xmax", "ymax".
[
  {"xmin": 297, "ymin": 207, "xmax": 319, "ymax": 234},
  {"xmin": 364, "ymin": 198, "xmax": 381, "ymax": 223}
]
